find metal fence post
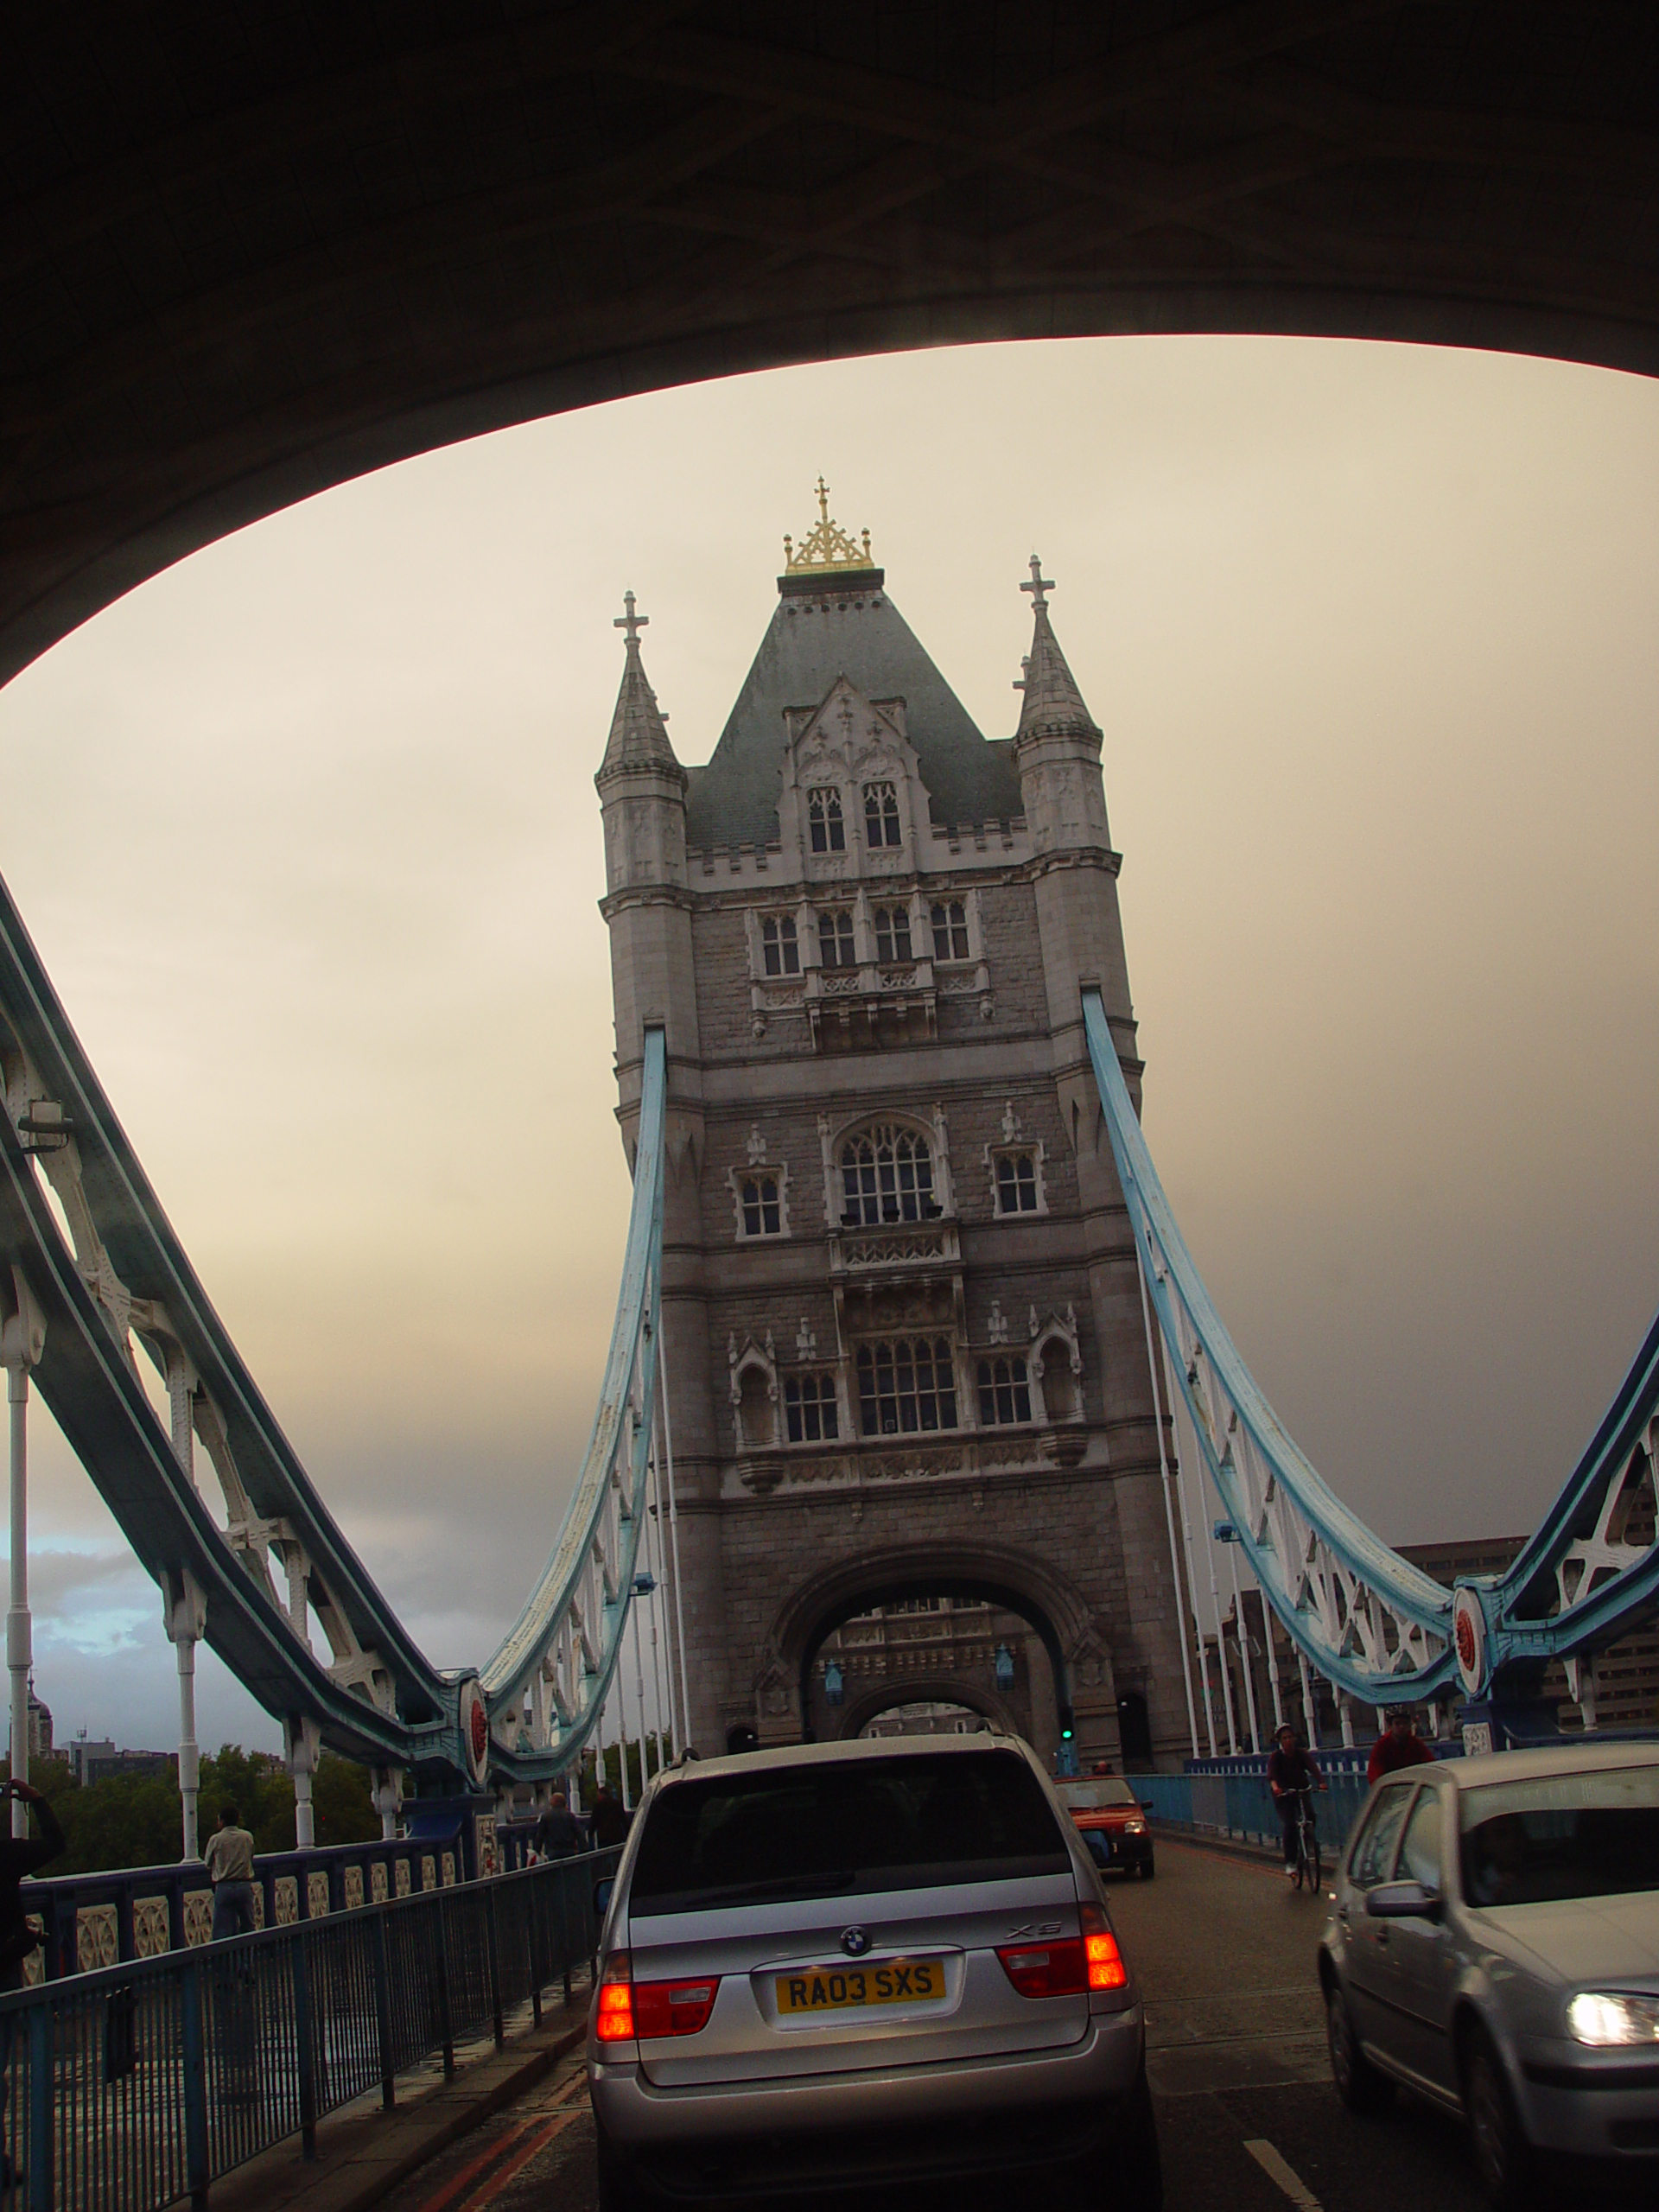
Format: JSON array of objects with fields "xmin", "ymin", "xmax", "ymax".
[
  {"xmin": 292, "ymin": 1929, "xmax": 318, "ymax": 2160},
  {"xmin": 25, "ymin": 1999, "xmax": 52, "ymax": 2212},
  {"xmin": 181, "ymin": 1959, "xmax": 209, "ymax": 2212},
  {"xmin": 370, "ymin": 1910, "xmax": 396, "ymax": 2110},
  {"xmin": 431, "ymin": 1896, "xmax": 454, "ymax": 2080},
  {"xmin": 528, "ymin": 1876, "xmax": 543, "ymax": 2029},
  {"xmin": 484, "ymin": 1880, "xmax": 504, "ymax": 2047}
]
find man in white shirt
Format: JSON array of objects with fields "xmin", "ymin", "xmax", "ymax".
[{"xmin": 205, "ymin": 1804, "xmax": 257, "ymax": 1940}]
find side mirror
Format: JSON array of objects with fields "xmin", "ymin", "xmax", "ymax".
[
  {"xmin": 1140, "ymin": 1801, "xmax": 1154, "ymax": 1813},
  {"xmin": 593, "ymin": 1877, "xmax": 614, "ymax": 1917},
  {"xmin": 1364, "ymin": 1881, "xmax": 1442, "ymax": 1922}
]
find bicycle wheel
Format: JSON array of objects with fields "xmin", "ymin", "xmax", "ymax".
[
  {"xmin": 1309, "ymin": 1834, "xmax": 1323, "ymax": 1891},
  {"xmin": 1293, "ymin": 1834, "xmax": 1306, "ymax": 1891}
]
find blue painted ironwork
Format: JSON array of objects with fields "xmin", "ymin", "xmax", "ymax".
[
  {"xmin": 1083, "ymin": 988, "xmax": 1659, "ymax": 1706},
  {"xmin": 0, "ymin": 849, "xmax": 671, "ymax": 1788},
  {"xmin": 0, "ymin": 1850, "xmax": 616, "ymax": 2212}
]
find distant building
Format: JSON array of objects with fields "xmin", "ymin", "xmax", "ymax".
[
  {"xmin": 65, "ymin": 1736, "xmax": 175, "ymax": 1788},
  {"xmin": 1398, "ymin": 1536, "xmax": 1659, "ymax": 1734},
  {"xmin": 25, "ymin": 1685, "xmax": 52, "ymax": 1762}
]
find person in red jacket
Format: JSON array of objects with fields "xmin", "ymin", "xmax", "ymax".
[{"xmin": 1366, "ymin": 1707, "xmax": 1434, "ymax": 1785}]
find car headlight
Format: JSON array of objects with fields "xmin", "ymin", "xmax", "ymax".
[
  {"xmin": 1125, "ymin": 1818, "xmax": 1147, "ymax": 1834},
  {"xmin": 1567, "ymin": 1992, "xmax": 1659, "ymax": 2046}
]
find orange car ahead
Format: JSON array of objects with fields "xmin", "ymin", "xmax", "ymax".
[{"xmin": 1057, "ymin": 1777, "xmax": 1155, "ymax": 1880}]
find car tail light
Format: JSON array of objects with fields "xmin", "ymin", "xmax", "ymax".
[
  {"xmin": 595, "ymin": 1951, "xmax": 636, "ymax": 2042},
  {"xmin": 997, "ymin": 1935, "xmax": 1088, "ymax": 1997},
  {"xmin": 633, "ymin": 1976, "xmax": 721, "ymax": 2037},
  {"xmin": 996, "ymin": 1905, "xmax": 1127, "ymax": 1999},
  {"xmin": 1080, "ymin": 1903, "xmax": 1128, "ymax": 1991}
]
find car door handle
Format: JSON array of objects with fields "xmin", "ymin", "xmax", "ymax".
[{"xmin": 1375, "ymin": 1928, "xmax": 1389, "ymax": 1947}]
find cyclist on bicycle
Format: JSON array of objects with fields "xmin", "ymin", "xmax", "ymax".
[{"xmin": 1267, "ymin": 1721, "xmax": 1325, "ymax": 1882}]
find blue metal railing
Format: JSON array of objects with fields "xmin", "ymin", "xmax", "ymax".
[
  {"xmin": 22, "ymin": 1829, "xmax": 490, "ymax": 1984},
  {"xmin": 1127, "ymin": 1770, "xmax": 1372, "ymax": 1860},
  {"xmin": 0, "ymin": 1847, "xmax": 616, "ymax": 2212}
]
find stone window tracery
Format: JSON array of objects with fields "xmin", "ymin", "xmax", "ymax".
[
  {"xmin": 931, "ymin": 899, "xmax": 970, "ymax": 962},
  {"xmin": 855, "ymin": 1338, "xmax": 958, "ymax": 1435},
  {"xmin": 977, "ymin": 1356, "xmax": 1033, "ymax": 1427},
  {"xmin": 874, "ymin": 905, "xmax": 912, "ymax": 962},
  {"xmin": 760, "ymin": 915, "xmax": 799, "ymax": 976},
  {"xmin": 741, "ymin": 1175, "xmax": 781, "ymax": 1236},
  {"xmin": 808, "ymin": 788, "xmax": 846, "ymax": 853},
  {"xmin": 817, "ymin": 910, "xmax": 857, "ymax": 969},
  {"xmin": 840, "ymin": 1125, "xmax": 936, "ymax": 1226},
  {"xmin": 995, "ymin": 1151, "xmax": 1039, "ymax": 1214},
  {"xmin": 784, "ymin": 1372, "xmax": 840, "ymax": 1443},
  {"xmin": 863, "ymin": 781, "xmax": 901, "ymax": 848}
]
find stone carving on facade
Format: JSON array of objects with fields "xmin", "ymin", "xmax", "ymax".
[{"xmin": 728, "ymin": 1334, "xmax": 779, "ymax": 1453}]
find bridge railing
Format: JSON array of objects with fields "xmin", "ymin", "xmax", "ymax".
[
  {"xmin": 1127, "ymin": 1770, "xmax": 1372, "ymax": 1862},
  {"xmin": 0, "ymin": 1847, "xmax": 617, "ymax": 2212},
  {"xmin": 20, "ymin": 1828, "xmax": 492, "ymax": 1985}
]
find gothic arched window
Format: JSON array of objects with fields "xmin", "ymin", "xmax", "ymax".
[
  {"xmin": 817, "ymin": 910, "xmax": 856, "ymax": 969},
  {"xmin": 874, "ymin": 905, "xmax": 912, "ymax": 962},
  {"xmin": 931, "ymin": 899, "xmax": 970, "ymax": 962},
  {"xmin": 977, "ymin": 1356, "xmax": 1033, "ymax": 1427},
  {"xmin": 808, "ymin": 788, "xmax": 845, "ymax": 853},
  {"xmin": 761, "ymin": 915, "xmax": 799, "ymax": 976},
  {"xmin": 840, "ymin": 1124, "xmax": 935, "ymax": 1227},
  {"xmin": 863, "ymin": 781, "xmax": 901, "ymax": 848},
  {"xmin": 741, "ymin": 1175, "xmax": 781, "ymax": 1237}
]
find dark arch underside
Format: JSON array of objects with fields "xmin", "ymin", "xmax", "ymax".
[{"xmin": 5, "ymin": 3, "xmax": 1659, "ymax": 687}]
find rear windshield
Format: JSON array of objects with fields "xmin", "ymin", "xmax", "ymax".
[
  {"xmin": 1459, "ymin": 1766, "xmax": 1659, "ymax": 1907},
  {"xmin": 1058, "ymin": 1779, "xmax": 1136, "ymax": 1810},
  {"xmin": 629, "ymin": 1750, "xmax": 1071, "ymax": 1916}
]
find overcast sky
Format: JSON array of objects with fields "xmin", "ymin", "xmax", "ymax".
[{"xmin": 1, "ymin": 334, "xmax": 1656, "ymax": 1755}]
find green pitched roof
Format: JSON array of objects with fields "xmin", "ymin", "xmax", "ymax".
[{"xmin": 684, "ymin": 579, "xmax": 1022, "ymax": 850}]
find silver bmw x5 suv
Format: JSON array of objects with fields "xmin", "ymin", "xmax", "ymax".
[{"xmin": 586, "ymin": 1732, "xmax": 1159, "ymax": 2207}]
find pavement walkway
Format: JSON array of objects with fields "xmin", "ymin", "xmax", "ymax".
[{"xmin": 207, "ymin": 1979, "xmax": 594, "ymax": 2212}]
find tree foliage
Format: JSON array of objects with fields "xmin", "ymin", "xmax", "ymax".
[{"xmin": 6, "ymin": 1748, "xmax": 379, "ymax": 1873}]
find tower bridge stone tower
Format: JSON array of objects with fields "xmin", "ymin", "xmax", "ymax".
[{"xmin": 597, "ymin": 488, "xmax": 1186, "ymax": 1769}]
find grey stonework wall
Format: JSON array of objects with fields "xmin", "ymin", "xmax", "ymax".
[{"xmin": 601, "ymin": 586, "xmax": 1193, "ymax": 1772}]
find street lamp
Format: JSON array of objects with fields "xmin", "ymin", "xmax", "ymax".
[
  {"xmin": 993, "ymin": 1643, "xmax": 1015, "ymax": 1692},
  {"xmin": 823, "ymin": 1660, "xmax": 844, "ymax": 1707}
]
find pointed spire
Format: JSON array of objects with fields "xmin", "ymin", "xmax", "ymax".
[
  {"xmin": 1014, "ymin": 556, "xmax": 1099, "ymax": 747},
  {"xmin": 597, "ymin": 590, "xmax": 684, "ymax": 785}
]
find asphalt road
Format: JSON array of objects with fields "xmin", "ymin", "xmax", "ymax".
[{"xmin": 374, "ymin": 1836, "xmax": 1494, "ymax": 2212}]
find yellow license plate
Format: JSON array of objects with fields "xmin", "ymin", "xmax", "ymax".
[{"xmin": 776, "ymin": 1960, "xmax": 944, "ymax": 2014}]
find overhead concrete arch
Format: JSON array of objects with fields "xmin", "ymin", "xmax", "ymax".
[{"xmin": 5, "ymin": 5, "xmax": 1659, "ymax": 688}]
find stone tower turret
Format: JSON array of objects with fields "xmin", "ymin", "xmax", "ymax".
[{"xmin": 594, "ymin": 590, "xmax": 699, "ymax": 1086}]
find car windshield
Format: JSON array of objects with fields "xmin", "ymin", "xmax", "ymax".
[
  {"xmin": 1459, "ymin": 1765, "xmax": 1659, "ymax": 1907},
  {"xmin": 1058, "ymin": 1779, "xmax": 1137, "ymax": 1810},
  {"xmin": 629, "ymin": 1750, "xmax": 1070, "ymax": 1916}
]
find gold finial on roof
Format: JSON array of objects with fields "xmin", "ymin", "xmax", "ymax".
[{"xmin": 783, "ymin": 478, "xmax": 875, "ymax": 574}]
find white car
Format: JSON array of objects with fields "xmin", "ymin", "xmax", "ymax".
[{"xmin": 1319, "ymin": 1741, "xmax": 1659, "ymax": 2207}]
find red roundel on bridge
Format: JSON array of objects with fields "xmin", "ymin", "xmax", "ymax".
[
  {"xmin": 470, "ymin": 1698, "xmax": 489, "ymax": 1764},
  {"xmin": 1452, "ymin": 1587, "xmax": 1485, "ymax": 1697},
  {"xmin": 457, "ymin": 1675, "xmax": 491, "ymax": 1786}
]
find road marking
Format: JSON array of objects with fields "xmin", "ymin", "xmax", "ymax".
[
  {"xmin": 1244, "ymin": 2138, "xmax": 1324, "ymax": 2212},
  {"xmin": 467, "ymin": 2113, "xmax": 581, "ymax": 2209}
]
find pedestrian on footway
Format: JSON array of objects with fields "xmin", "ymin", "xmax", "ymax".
[
  {"xmin": 537, "ymin": 1789, "xmax": 588, "ymax": 1859},
  {"xmin": 206, "ymin": 1803, "xmax": 258, "ymax": 1940},
  {"xmin": 588, "ymin": 1784, "xmax": 629, "ymax": 1850},
  {"xmin": 1365, "ymin": 1705, "xmax": 1433, "ymax": 1786},
  {"xmin": 1266, "ymin": 1723, "xmax": 1325, "ymax": 1881}
]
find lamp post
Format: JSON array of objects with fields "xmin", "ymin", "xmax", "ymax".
[
  {"xmin": 823, "ymin": 1660, "xmax": 843, "ymax": 1709},
  {"xmin": 2, "ymin": 1268, "xmax": 45, "ymax": 1840}
]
